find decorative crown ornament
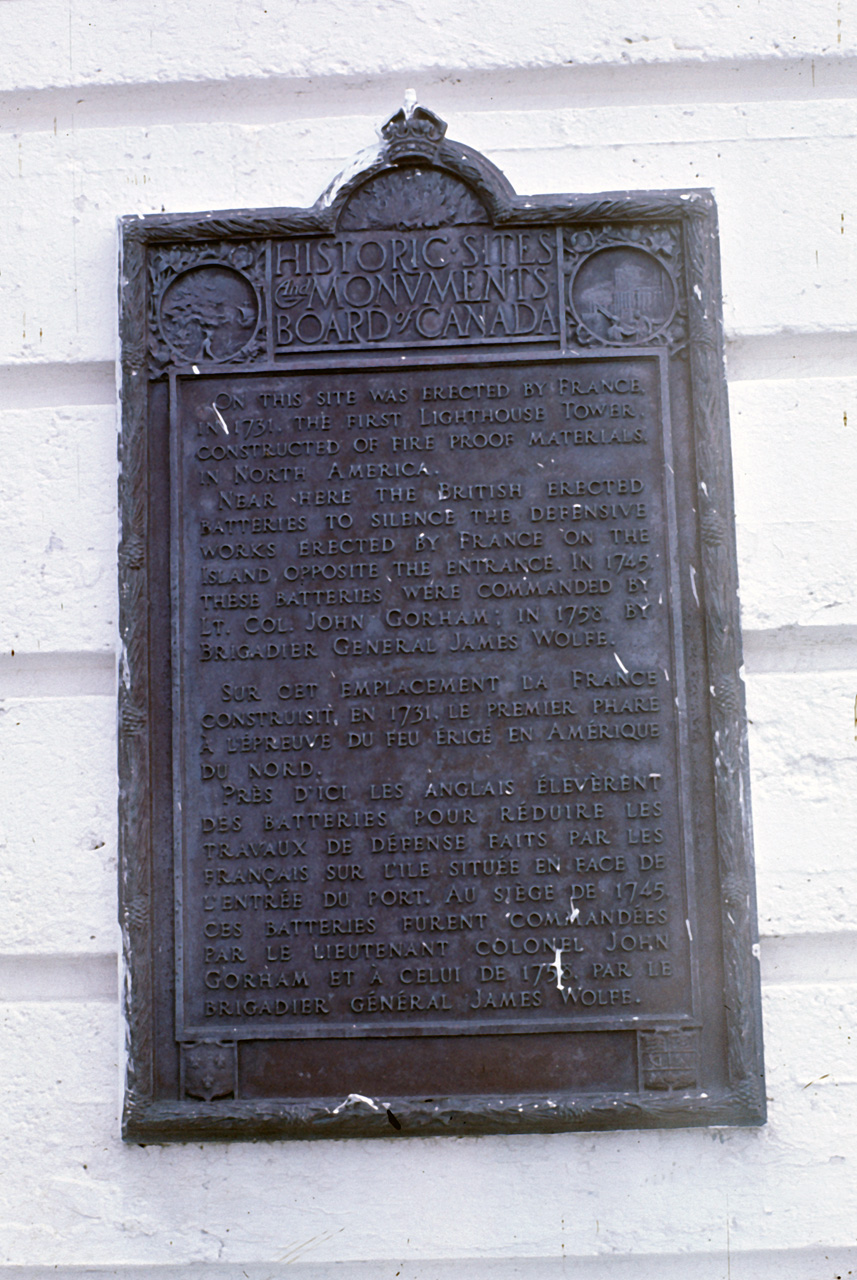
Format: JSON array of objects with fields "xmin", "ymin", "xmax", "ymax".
[{"xmin": 380, "ymin": 90, "xmax": 447, "ymax": 161}]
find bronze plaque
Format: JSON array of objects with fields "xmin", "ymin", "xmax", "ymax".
[{"xmin": 119, "ymin": 104, "xmax": 764, "ymax": 1140}]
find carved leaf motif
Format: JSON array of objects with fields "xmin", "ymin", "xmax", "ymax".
[
  {"xmin": 124, "ymin": 894, "xmax": 149, "ymax": 930},
  {"xmin": 714, "ymin": 677, "xmax": 742, "ymax": 717},
  {"xmin": 721, "ymin": 871, "xmax": 750, "ymax": 908},
  {"xmin": 700, "ymin": 511, "xmax": 728, "ymax": 547},
  {"xmin": 120, "ymin": 704, "xmax": 146, "ymax": 735},
  {"xmin": 120, "ymin": 533, "xmax": 145, "ymax": 570},
  {"xmin": 339, "ymin": 168, "xmax": 487, "ymax": 231},
  {"xmin": 731, "ymin": 1077, "xmax": 765, "ymax": 1113}
]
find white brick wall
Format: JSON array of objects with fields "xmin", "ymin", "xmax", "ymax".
[{"xmin": 1, "ymin": 2, "xmax": 855, "ymax": 1274}]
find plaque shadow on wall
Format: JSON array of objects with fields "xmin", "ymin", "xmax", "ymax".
[{"xmin": 118, "ymin": 102, "xmax": 765, "ymax": 1140}]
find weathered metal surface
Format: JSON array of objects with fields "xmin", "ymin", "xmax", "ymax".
[{"xmin": 118, "ymin": 102, "xmax": 764, "ymax": 1140}]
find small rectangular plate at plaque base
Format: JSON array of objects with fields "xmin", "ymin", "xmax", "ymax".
[{"xmin": 118, "ymin": 103, "xmax": 765, "ymax": 1140}]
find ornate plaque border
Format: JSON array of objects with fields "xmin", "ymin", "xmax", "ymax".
[{"xmin": 118, "ymin": 103, "xmax": 764, "ymax": 1141}]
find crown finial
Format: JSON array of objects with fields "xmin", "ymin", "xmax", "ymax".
[{"xmin": 380, "ymin": 100, "xmax": 447, "ymax": 161}]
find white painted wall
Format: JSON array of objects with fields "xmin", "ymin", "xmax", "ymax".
[{"xmin": 1, "ymin": 2, "xmax": 855, "ymax": 1275}]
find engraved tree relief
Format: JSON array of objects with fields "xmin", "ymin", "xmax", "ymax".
[
  {"xmin": 564, "ymin": 225, "xmax": 687, "ymax": 353},
  {"xmin": 148, "ymin": 242, "xmax": 266, "ymax": 376}
]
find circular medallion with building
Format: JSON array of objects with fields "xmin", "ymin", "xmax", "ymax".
[
  {"xmin": 569, "ymin": 246, "xmax": 676, "ymax": 345},
  {"xmin": 158, "ymin": 265, "xmax": 260, "ymax": 362}
]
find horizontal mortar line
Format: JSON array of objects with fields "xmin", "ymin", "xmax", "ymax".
[
  {"xmin": 4, "ymin": 1254, "xmax": 857, "ymax": 1280},
  {"xmin": 3, "ymin": 1251, "xmax": 857, "ymax": 1280},
  {"xmin": 0, "ymin": 360, "xmax": 115, "ymax": 409},
  {"xmin": 0, "ymin": 953, "xmax": 117, "ymax": 1002},
  {"xmin": 760, "ymin": 931, "xmax": 857, "ymax": 986},
  {"xmin": 0, "ymin": 330, "xmax": 855, "ymax": 411},
  {"xmin": 742, "ymin": 625, "xmax": 857, "ymax": 673},
  {"xmin": 0, "ymin": 934, "xmax": 854, "ymax": 1002},
  {"xmin": 492, "ymin": 124, "xmax": 857, "ymax": 151},
  {"xmin": 725, "ymin": 328, "xmax": 857, "ymax": 383},
  {"xmin": 0, "ymin": 53, "xmax": 855, "ymax": 136},
  {"xmin": 0, "ymin": 651, "xmax": 116, "ymax": 697},
  {"xmin": 0, "ymin": 626, "xmax": 853, "ymax": 701}
]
